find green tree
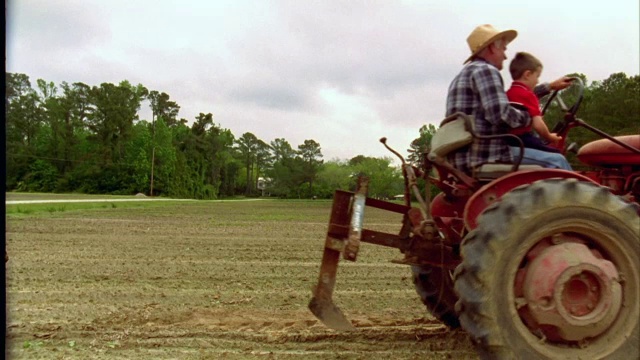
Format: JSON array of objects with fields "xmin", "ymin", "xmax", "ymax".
[
  {"xmin": 35, "ymin": 79, "xmax": 65, "ymax": 173},
  {"xmin": 270, "ymin": 138, "xmax": 296, "ymax": 162},
  {"xmin": 254, "ymin": 140, "xmax": 272, "ymax": 195},
  {"xmin": 55, "ymin": 82, "xmax": 93, "ymax": 177},
  {"xmin": 205, "ymin": 124, "xmax": 235, "ymax": 197},
  {"xmin": 184, "ymin": 113, "xmax": 217, "ymax": 199},
  {"xmin": 86, "ymin": 81, "xmax": 148, "ymax": 166},
  {"xmin": 316, "ymin": 159, "xmax": 353, "ymax": 198},
  {"xmin": 149, "ymin": 117, "xmax": 177, "ymax": 195},
  {"xmin": 297, "ymin": 139, "xmax": 324, "ymax": 193},
  {"xmin": 21, "ymin": 160, "xmax": 59, "ymax": 192},
  {"xmin": 147, "ymin": 92, "xmax": 180, "ymax": 196},
  {"xmin": 169, "ymin": 123, "xmax": 198, "ymax": 198},
  {"xmin": 408, "ymin": 123, "xmax": 437, "ymax": 166},
  {"xmin": 122, "ymin": 121, "xmax": 152, "ymax": 194},
  {"xmin": 583, "ymin": 73, "xmax": 639, "ymax": 136},
  {"xmin": 265, "ymin": 138, "xmax": 300, "ymax": 197},
  {"xmin": 148, "ymin": 90, "xmax": 180, "ymax": 127},
  {"xmin": 5, "ymin": 73, "xmax": 45, "ymax": 189},
  {"xmin": 235, "ymin": 132, "xmax": 259, "ymax": 195},
  {"xmin": 349, "ymin": 156, "xmax": 402, "ymax": 199}
]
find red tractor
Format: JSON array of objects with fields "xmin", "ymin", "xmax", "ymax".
[{"xmin": 309, "ymin": 79, "xmax": 640, "ymax": 359}]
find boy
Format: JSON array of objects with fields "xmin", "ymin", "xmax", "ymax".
[{"xmin": 506, "ymin": 52, "xmax": 563, "ymax": 153}]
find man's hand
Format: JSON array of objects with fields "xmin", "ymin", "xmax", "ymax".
[{"xmin": 549, "ymin": 76, "xmax": 574, "ymax": 91}]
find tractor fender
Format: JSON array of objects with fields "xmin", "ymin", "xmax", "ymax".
[
  {"xmin": 464, "ymin": 169, "xmax": 598, "ymax": 230},
  {"xmin": 432, "ymin": 192, "xmax": 467, "ymax": 218}
]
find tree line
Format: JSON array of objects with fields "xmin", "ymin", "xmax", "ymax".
[
  {"xmin": 5, "ymin": 73, "xmax": 404, "ymax": 199},
  {"xmin": 5, "ymin": 72, "xmax": 638, "ymax": 199}
]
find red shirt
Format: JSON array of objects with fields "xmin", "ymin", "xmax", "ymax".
[{"xmin": 506, "ymin": 81, "xmax": 541, "ymax": 135}]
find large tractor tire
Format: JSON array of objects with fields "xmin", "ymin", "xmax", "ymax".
[
  {"xmin": 454, "ymin": 179, "xmax": 639, "ymax": 359},
  {"xmin": 412, "ymin": 265, "xmax": 460, "ymax": 329}
]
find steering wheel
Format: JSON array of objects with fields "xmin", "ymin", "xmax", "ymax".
[
  {"xmin": 541, "ymin": 77, "xmax": 584, "ymax": 117},
  {"xmin": 541, "ymin": 77, "xmax": 584, "ymax": 135}
]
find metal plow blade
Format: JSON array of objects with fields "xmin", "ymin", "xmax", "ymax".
[
  {"xmin": 307, "ymin": 197, "xmax": 355, "ymax": 331},
  {"xmin": 309, "ymin": 295, "xmax": 354, "ymax": 331}
]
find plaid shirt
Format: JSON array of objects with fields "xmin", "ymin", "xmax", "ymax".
[{"xmin": 445, "ymin": 58, "xmax": 550, "ymax": 174}]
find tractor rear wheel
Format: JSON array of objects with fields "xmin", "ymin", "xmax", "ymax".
[
  {"xmin": 412, "ymin": 265, "xmax": 460, "ymax": 329},
  {"xmin": 455, "ymin": 179, "xmax": 639, "ymax": 359}
]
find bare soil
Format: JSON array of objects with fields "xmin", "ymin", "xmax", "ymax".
[{"xmin": 5, "ymin": 199, "xmax": 477, "ymax": 359}]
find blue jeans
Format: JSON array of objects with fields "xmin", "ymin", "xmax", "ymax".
[{"xmin": 509, "ymin": 147, "xmax": 572, "ymax": 170}]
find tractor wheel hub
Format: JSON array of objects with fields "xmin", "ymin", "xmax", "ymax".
[{"xmin": 522, "ymin": 242, "xmax": 621, "ymax": 342}]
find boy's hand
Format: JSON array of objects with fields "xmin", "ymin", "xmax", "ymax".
[{"xmin": 548, "ymin": 133, "xmax": 562, "ymax": 145}]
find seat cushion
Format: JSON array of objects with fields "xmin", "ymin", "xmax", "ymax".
[
  {"xmin": 429, "ymin": 118, "xmax": 473, "ymax": 158},
  {"xmin": 477, "ymin": 164, "xmax": 543, "ymax": 173}
]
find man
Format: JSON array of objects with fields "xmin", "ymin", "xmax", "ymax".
[{"xmin": 446, "ymin": 24, "xmax": 573, "ymax": 174}]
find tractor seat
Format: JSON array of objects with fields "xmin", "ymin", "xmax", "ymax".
[{"xmin": 428, "ymin": 112, "xmax": 542, "ymax": 182}]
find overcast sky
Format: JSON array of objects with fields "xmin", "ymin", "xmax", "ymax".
[{"xmin": 7, "ymin": 0, "xmax": 640, "ymax": 162}]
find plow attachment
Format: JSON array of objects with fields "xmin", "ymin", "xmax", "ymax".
[
  {"xmin": 308, "ymin": 177, "xmax": 368, "ymax": 331},
  {"xmin": 309, "ymin": 176, "xmax": 416, "ymax": 331}
]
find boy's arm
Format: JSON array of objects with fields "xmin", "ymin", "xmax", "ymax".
[{"xmin": 532, "ymin": 116, "xmax": 561, "ymax": 143}]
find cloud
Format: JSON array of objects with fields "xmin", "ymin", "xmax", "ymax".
[
  {"xmin": 6, "ymin": 0, "xmax": 111, "ymax": 52},
  {"xmin": 239, "ymin": 1, "xmax": 456, "ymax": 92},
  {"xmin": 6, "ymin": 0, "xmax": 639, "ymax": 163},
  {"xmin": 205, "ymin": 0, "xmax": 458, "ymax": 134}
]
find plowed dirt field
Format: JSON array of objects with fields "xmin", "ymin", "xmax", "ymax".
[{"xmin": 5, "ymin": 198, "xmax": 477, "ymax": 359}]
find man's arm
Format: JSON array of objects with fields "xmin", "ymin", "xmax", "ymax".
[{"xmin": 534, "ymin": 76, "xmax": 574, "ymax": 98}]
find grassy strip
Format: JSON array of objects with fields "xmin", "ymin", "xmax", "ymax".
[
  {"xmin": 5, "ymin": 196, "xmax": 332, "ymax": 218},
  {"xmin": 5, "ymin": 192, "xmax": 140, "ymax": 201},
  {"xmin": 5, "ymin": 200, "xmax": 181, "ymax": 217}
]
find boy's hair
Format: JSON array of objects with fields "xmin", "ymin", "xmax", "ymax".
[{"xmin": 509, "ymin": 52, "xmax": 543, "ymax": 80}]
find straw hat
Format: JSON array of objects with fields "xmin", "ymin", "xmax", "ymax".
[{"xmin": 464, "ymin": 24, "xmax": 517, "ymax": 64}]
